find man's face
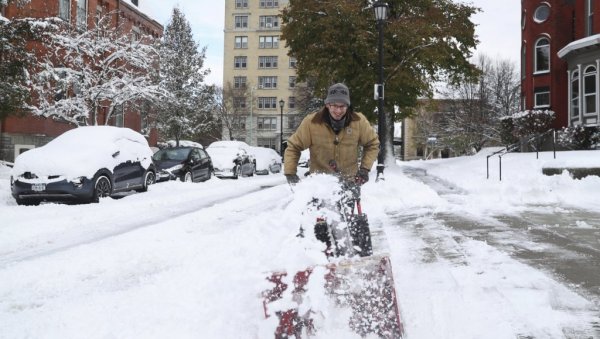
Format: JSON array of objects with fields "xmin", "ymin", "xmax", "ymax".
[{"xmin": 326, "ymin": 103, "xmax": 348, "ymax": 121}]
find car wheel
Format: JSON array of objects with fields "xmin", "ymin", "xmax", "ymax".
[
  {"xmin": 233, "ymin": 165, "xmax": 240, "ymax": 179},
  {"xmin": 92, "ymin": 175, "xmax": 112, "ymax": 203},
  {"xmin": 138, "ymin": 170, "xmax": 155, "ymax": 192},
  {"xmin": 183, "ymin": 170, "xmax": 193, "ymax": 182}
]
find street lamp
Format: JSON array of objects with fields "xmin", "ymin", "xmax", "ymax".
[
  {"xmin": 279, "ymin": 99, "xmax": 285, "ymax": 153},
  {"xmin": 374, "ymin": 1, "xmax": 388, "ymax": 181}
]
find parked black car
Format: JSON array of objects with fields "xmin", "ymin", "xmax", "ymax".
[
  {"xmin": 11, "ymin": 126, "xmax": 156, "ymax": 205},
  {"xmin": 152, "ymin": 146, "xmax": 213, "ymax": 182}
]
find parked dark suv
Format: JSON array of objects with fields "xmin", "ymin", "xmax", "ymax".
[{"xmin": 152, "ymin": 146, "xmax": 213, "ymax": 183}]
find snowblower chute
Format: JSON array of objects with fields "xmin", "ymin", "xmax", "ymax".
[{"xmin": 262, "ymin": 173, "xmax": 404, "ymax": 338}]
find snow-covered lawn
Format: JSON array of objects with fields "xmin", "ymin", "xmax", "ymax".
[{"xmin": 0, "ymin": 149, "xmax": 599, "ymax": 338}]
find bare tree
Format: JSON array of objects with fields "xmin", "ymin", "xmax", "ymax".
[
  {"xmin": 432, "ymin": 54, "xmax": 521, "ymax": 155},
  {"xmin": 216, "ymin": 83, "xmax": 252, "ymax": 141}
]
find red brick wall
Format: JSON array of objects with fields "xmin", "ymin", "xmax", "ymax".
[{"xmin": 521, "ymin": 0, "xmax": 575, "ymax": 129}]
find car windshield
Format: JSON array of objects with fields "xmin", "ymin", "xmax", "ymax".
[{"xmin": 153, "ymin": 148, "xmax": 190, "ymax": 161}]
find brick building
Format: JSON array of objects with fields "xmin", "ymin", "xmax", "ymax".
[
  {"xmin": 522, "ymin": 0, "xmax": 600, "ymax": 128},
  {"xmin": 0, "ymin": 0, "xmax": 162, "ymax": 162}
]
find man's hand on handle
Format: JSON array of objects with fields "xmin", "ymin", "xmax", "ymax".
[
  {"xmin": 286, "ymin": 174, "xmax": 300, "ymax": 185},
  {"xmin": 355, "ymin": 167, "xmax": 369, "ymax": 185}
]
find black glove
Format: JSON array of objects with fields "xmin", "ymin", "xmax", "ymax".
[
  {"xmin": 355, "ymin": 167, "xmax": 369, "ymax": 185},
  {"xmin": 286, "ymin": 174, "xmax": 300, "ymax": 185}
]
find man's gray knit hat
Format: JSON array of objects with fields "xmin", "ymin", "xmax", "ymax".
[{"xmin": 324, "ymin": 83, "xmax": 351, "ymax": 106}]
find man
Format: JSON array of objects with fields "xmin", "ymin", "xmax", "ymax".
[{"xmin": 284, "ymin": 83, "xmax": 380, "ymax": 184}]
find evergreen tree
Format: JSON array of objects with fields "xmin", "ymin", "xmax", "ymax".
[
  {"xmin": 156, "ymin": 7, "xmax": 214, "ymax": 146},
  {"xmin": 0, "ymin": 13, "xmax": 39, "ymax": 121}
]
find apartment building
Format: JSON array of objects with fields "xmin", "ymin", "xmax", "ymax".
[
  {"xmin": 223, "ymin": 0, "xmax": 298, "ymax": 152},
  {"xmin": 522, "ymin": 0, "xmax": 600, "ymax": 128},
  {"xmin": 0, "ymin": 0, "xmax": 162, "ymax": 162}
]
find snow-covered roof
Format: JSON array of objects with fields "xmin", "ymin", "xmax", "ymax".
[{"xmin": 558, "ymin": 34, "xmax": 600, "ymax": 58}]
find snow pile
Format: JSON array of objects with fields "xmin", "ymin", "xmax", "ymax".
[{"xmin": 402, "ymin": 149, "xmax": 600, "ymax": 214}]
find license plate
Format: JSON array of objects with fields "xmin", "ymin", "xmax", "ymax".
[{"xmin": 31, "ymin": 183, "xmax": 46, "ymax": 192}]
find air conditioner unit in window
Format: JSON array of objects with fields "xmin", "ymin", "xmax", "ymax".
[
  {"xmin": 266, "ymin": 23, "xmax": 272, "ymax": 28},
  {"xmin": 258, "ymin": 84, "xmax": 264, "ymax": 89}
]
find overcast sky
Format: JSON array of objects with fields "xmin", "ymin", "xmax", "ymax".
[{"xmin": 140, "ymin": 0, "xmax": 520, "ymax": 87}]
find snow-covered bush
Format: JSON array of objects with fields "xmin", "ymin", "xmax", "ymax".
[
  {"xmin": 511, "ymin": 110, "xmax": 555, "ymax": 138},
  {"xmin": 499, "ymin": 115, "xmax": 519, "ymax": 146},
  {"xmin": 557, "ymin": 125, "xmax": 600, "ymax": 150}
]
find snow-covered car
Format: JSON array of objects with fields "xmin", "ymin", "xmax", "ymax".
[
  {"xmin": 206, "ymin": 141, "xmax": 255, "ymax": 179},
  {"xmin": 251, "ymin": 146, "xmax": 282, "ymax": 175},
  {"xmin": 161, "ymin": 140, "xmax": 204, "ymax": 149},
  {"xmin": 299, "ymin": 149, "xmax": 310, "ymax": 167},
  {"xmin": 10, "ymin": 126, "xmax": 156, "ymax": 205},
  {"xmin": 152, "ymin": 146, "xmax": 213, "ymax": 182}
]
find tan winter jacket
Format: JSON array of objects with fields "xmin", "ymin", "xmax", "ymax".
[{"xmin": 284, "ymin": 108, "xmax": 380, "ymax": 179}]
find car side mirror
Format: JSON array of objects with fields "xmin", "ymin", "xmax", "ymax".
[{"xmin": 112, "ymin": 151, "xmax": 120, "ymax": 158}]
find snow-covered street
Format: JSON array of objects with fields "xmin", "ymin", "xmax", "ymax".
[{"xmin": 1, "ymin": 150, "xmax": 600, "ymax": 338}]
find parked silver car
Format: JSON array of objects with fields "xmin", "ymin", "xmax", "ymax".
[{"xmin": 206, "ymin": 141, "xmax": 256, "ymax": 179}]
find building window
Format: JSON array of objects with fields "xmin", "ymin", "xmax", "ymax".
[
  {"xmin": 235, "ymin": 0, "xmax": 248, "ymax": 9},
  {"xmin": 259, "ymin": 0, "xmax": 279, "ymax": 8},
  {"xmin": 258, "ymin": 76, "xmax": 277, "ymax": 89},
  {"xmin": 234, "ymin": 97, "xmax": 246, "ymax": 109},
  {"xmin": 257, "ymin": 138, "xmax": 277, "ymax": 149},
  {"xmin": 534, "ymin": 88, "xmax": 550, "ymax": 108},
  {"xmin": 257, "ymin": 117, "xmax": 277, "ymax": 130},
  {"xmin": 235, "ymin": 36, "xmax": 248, "ymax": 49},
  {"xmin": 289, "ymin": 57, "xmax": 297, "ymax": 68},
  {"xmin": 234, "ymin": 76, "xmax": 247, "ymax": 89},
  {"xmin": 289, "ymin": 76, "xmax": 296, "ymax": 88},
  {"xmin": 258, "ymin": 56, "xmax": 278, "ymax": 68},
  {"xmin": 235, "ymin": 16, "xmax": 248, "ymax": 29},
  {"xmin": 533, "ymin": 4, "xmax": 550, "ymax": 23},
  {"xmin": 259, "ymin": 16, "xmax": 279, "ymax": 29},
  {"xmin": 76, "ymin": 0, "xmax": 87, "ymax": 29},
  {"xmin": 114, "ymin": 105, "xmax": 124, "ymax": 127},
  {"xmin": 534, "ymin": 37, "xmax": 550, "ymax": 73},
  {"xmin": 258, "ymin": 97, "xmax": 277, "ymax": 109},
  {"xmin": 234, "ymin": 56, "xmax": 247, "ymax": 69},
  {"xmin": 259, "ymin": 36, "xmax": 279, "ymax": 49},
  {"xmin": 584, "ymin": 65, "xmax": 597, "ymax": 115},
  {"xmin": 571, "ymin": 70, "xmax": 580, "ymax": 119},
  {"xmin": 95, "ymin": 6, "xmax": 102, "ymax": 27},
  {"xmin": 233, "ymin": 116, "xmax": 246, "ymax": 129},
  {"xmin": 287, "ymin": 115, "xmax": 300, "ymax": 129},
  {"xmin": 59, "ymin": 0, "xmax": 71, "ymax": 21},
  {"xmin": 288, "ymin": 97, "xmax": 296, "ymax": 109},
  {"xmin": 521, "ymin": 44, "xmax": 526, "ymax": 79},
  {"xmin": 587, "ymin": 0, "xmax": 594, "ymax": 36}
]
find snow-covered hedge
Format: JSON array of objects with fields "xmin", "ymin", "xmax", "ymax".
[{"xmin": 557, "ymin": 125, "xmax": 600, "ymax": 150}]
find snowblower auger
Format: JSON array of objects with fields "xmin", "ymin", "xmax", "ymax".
[
  {"xmin": 262, "ymin": 170, "xmax": 404, "ymax": 338},
  {"xmin": 263, "ymin": 255, "xmax": 403, "ymax": 338}
]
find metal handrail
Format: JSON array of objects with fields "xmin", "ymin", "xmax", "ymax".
[{"xmin": 486, "ymin": 129, "xmax": 556, "ymax": 180}]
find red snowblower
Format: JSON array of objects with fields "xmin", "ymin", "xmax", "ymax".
[{"xmin": 262, "ymin": 166, "xmax": 404, "ymax": 338}]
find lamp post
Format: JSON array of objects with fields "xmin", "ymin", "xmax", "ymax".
[
  {"xmin": 279, "ymin": 98, "xmax": 285, "ymax": 153},
  {"xmin": 374, "ymin": 1, "xmax": 388, "ymax": 181},
  {"xmin": 249, "ymin": 86, "xmax": 255, "ymax": 145}
]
